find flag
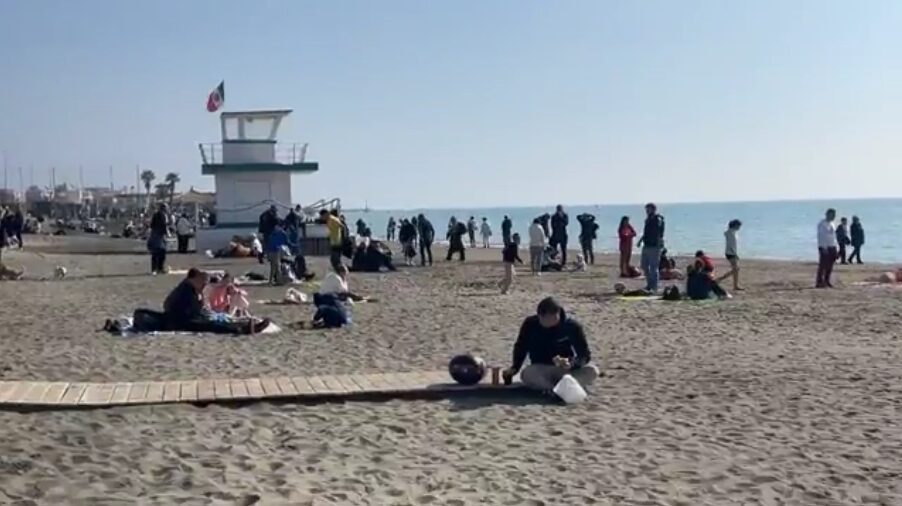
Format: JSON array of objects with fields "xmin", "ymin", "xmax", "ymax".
[{"xmin": 206, "ymin": 81, "xmax": 225, "ymax": 112}]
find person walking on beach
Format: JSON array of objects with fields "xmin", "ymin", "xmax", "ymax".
[
  {"xmin": 399, "ymin": 218, "xmax": 417, "ymax": 266},
  {"xmin": 836, "ymin": 217, "xmax": 851, "ymax": 265},
  {"xmin": 11, "ymin": 208, "xmax": 24, "ymax": 249},
  {"xmin": 716, "ymin": 219, "xmax": 743, "ymax": 291},
  {"xmin": 467, "ymin": 216, "xmax": 478, "ymax": 248},
  {"xmin": 550, "ymin": 205, "xmax": 569, "ymax": 266},
  {"xmin": 386, "ymin": 217, "xmax": 396, "ymax": 241},
  {"xmin": 175, "ymin": 213, "xmax": 193, "ymax": 254},
  {"xmin": 849, "ymin": 216, "xmax": 865, "ymax": 264},
  {"xmin": 816, "ymin": 208, "xmax": 838, "ymax": 288},
  {"xmin": 480, "ymin": 217, "xmax": 492, "ymax": 248},
  {"xmin": 320, "ymin": 209, "xmax": 345, "ymax": 271},
  {"xmin": 417, "ymin": 214, "xmax": 435, "ymax": 266},
  {"xmin": 148, "ymin": 203, "xmax": 170, "ymax": 275},
  {"xmin": 500, "ymin": 233, "xmax": 524, "ymax": 294},
  {"xmin": 501, "ymin": 215, "xmax": 513, "ymax": 246},
  {"xmin": 618, "ymin": 216, "xmax": 637, "ymax": 277},
  {"xmin": 447, "ymin": 216, "xmax": 467, "ymax": 261},
  {"xmin": 528, "ymin": 218, "xmax": 546, "ymax": 275},
  {"xmin": 637, "ymin": 203, "xmax": 665, "ymax": 292},
  {"xmin": 576, "ymin": 213, "xmax": 599, "ymax": 265}
]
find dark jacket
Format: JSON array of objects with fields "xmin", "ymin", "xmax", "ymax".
[
  {"xmin": 448, "ymin": 222, "xmax": 467, "ymax": 245},
  {"xmin": 836, "ymin": 224, "xmax": 850, "ymax": 246},
  {"xmin": 258, "ymin": 209, "xmax": 279, "ymax": 236},
  {"xmin": 641, "ymin": 214, "xmax": 665, "ymax": 248},
  {"xmin": 502, "ymin": 243, "xmax": 523, "ymax": 264},
  {"xmin": 163, "ymin": 280, "xmax": 205, "ymax": 323},
  {"xmin": 150, "ymin": 211, "xmax": 168, "ymax": 236},
  {"xmin": 511, "ymin": 310, "xmax": 591, "ymax": 372},
  {"xmin": 501, "ymin": 218, "xmax": 512, "ymax": 240},
  {"xmin": 417, "ymin": 218, "xmax": 435, "ymax": 244},
  {"xmin": 551, "ymin": 212, "xmax": 569, "ymax": 240},
  {"xmin": 851, "ymin": 222, "xmax": 865, "ymax": 247},
  {"xmin": 577, "ymin": 214, "xmax": 599, "ymax": 241},
  {"xmin": 399, "ymin": 222, "xmax": 417, "ymax": 243},
  {"xmin": 284, "ymin": 210, "xmax": 301, "ymax": 233}
]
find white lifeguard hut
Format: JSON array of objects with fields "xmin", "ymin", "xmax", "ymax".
[{"xmin": 196, "ymin": 109, "xmax": 334, "ymax": 253}]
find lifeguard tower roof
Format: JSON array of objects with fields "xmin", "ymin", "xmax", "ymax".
[{"xmin": 199, "ymin": 109, "xmax": 318, "ymax": 175}]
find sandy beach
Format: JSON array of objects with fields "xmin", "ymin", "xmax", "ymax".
[{"xmin": 1, "ymin": 235, "xmax": 901, "ymax": 505}]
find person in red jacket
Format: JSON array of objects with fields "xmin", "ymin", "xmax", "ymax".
[{"xmin": 617, "ymin": 216, "xmax": 637, "ymax": 277}]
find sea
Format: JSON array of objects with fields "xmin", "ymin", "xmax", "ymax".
[{"xmin": 343, "ymin": 199, "xmax": 902, "ymax": 264}]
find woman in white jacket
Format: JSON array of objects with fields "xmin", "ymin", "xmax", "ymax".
[
  {"xmin": 479, "ymin": 218, "xmax": 493, "ymax": 248},
  {"xmin": 528, "ymin": 218, "xmax": 546, "ymax": 275}
]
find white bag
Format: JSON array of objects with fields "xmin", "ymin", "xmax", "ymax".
[{"xmin": 553, "ymin": 374, "xmax": 587, "ymax": 404}]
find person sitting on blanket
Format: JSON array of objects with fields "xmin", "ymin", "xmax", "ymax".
[
  {"xmin": 350, "ymin": 239, "xmax": 397, "ymax": 272},
  {"xmin": 686, "ymin": 251, "xmax": 730, "ymax": 300},
  {"xmin": 502, "ymin": 297, "xmax": 599, "ymax": 397},
  {"xmin": 319, "ymin": 265, "xmax": 366, "ymax": 302},
  {"xmin": 205, "ymin": 273, "xmax": 250, "ymax": 316},
  {"xmin": 164, "ymin": 268, "xmax": 270, "ymax": 334},
  {"xmin": 541, "ymin": 246, "xmax": 563, "ymax": 272}
]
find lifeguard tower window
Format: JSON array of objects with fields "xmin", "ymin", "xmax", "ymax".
[{"xmin": 220, "ymin": 110, "xmax": 291, "ymax": 143}]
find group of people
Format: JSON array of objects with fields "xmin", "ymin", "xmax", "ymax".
[{"xmin": 816, "ymin": 210, "xmax": 866, "ymax": 288}]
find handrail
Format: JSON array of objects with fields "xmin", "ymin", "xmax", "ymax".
[{"xmin": 198, "ymin": 142, "xmax": 309, "ymax": 164}]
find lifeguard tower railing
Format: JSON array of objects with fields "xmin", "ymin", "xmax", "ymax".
[{"xmin": 197, "ymin": 142, "xmax": 309, "ymax": 165}]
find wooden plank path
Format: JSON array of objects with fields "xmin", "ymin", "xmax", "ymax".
[{"xmin": 0, "ymin": 371, "xmax": 523, "ymax": 409}]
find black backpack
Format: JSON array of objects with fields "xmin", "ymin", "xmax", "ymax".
[{"xmin": 662, "ymin": 285, "xmax": 682, "ymax": 301}]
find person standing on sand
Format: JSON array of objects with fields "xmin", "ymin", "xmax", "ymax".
[
  {"xmin": 148, "ymin": 203, "xmax": 170, "ymax": 275},
  {"xmin": 175, "ymin": 213, "xmax": 193, "ymax": 254},
  {"xmin": 258, "ymin": 205, "xmax": 279, "ymax": 250},
  {"xmin": 716, "ymin": 219, "xmax": 743, "ymax": 291},
  {"xmin": 266, "ymin": 223, "xmax": 289, "ymax": 285},
  {"xmin": 637, "ymin": 203, "xmax": 665, "ymax": 292},
  {"xmin": 550, "ymin": 205, "xmax": 569, "ymax": 266},
  {"xmin": 386, "ymin": 217, "xmax": 396, "ymax": 242},
  {"xmin": 417, "ymin": 214, "xmax": 435, "ymax": 266},
  {"xmin": 12, "ymin": 208, "xmax": 24, "ymax": 249},
  {"xmin": 447, "ymin": 217, "xmax": 467, "ymax": 261},
  {"xmin": 528, "ymin": 218, "xmax": 546, "ymax": 276},
  {"xmin": 467, "ymin": 216, "xmax": 478, "ymax": 249},
  {"xmin": 849, "ymin": 216, "xmax": 865, "ymax": 264},
  {"xmin": 320, "ymin": 209, "xmax": 345, "ymax": 271},
  {"xmin": 816, "ymin": 208, "xmax": 838, "ymax": 288},
  {"xmin": 502, "ymin": 297, "xmax": 598, "ymax": 396},
  {"xmin": 480, "ymin": 217, "xmax": 492, "ymax": 248},
  {"xmin": 284, "ymin": 205, "xmax": 302, "ymax": 255},
  {"xmin": 500, "ymin": 233, "xmax": 524, "ymax": 294},
  {"xmin": 618, "ymin": 216, "xmax": 637, "ymax": 277},
  {"xmin": 577, "ymin": 213, "xmax": 599, "ymax": 265},
  {"xmin": 836, "ymin": 217, "xmax": 851, "ymax": 265},
  {"xmin": 501, "ymin": 215, "xmax": 513, "ymax": 246}
]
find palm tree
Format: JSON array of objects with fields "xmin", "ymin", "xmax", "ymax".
[
  {"xmin": 164, "ymin": 172, "xmax": 180, "ymax": 207},
  {"xmin": 140, "ymin": 170, "xmax": 156, "ymax": 208}
]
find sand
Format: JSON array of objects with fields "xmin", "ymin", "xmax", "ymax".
[{"xmin": 1, "ymin": 234, "xmax": 901, "ymax": 505}]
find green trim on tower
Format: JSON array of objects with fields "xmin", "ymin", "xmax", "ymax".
[{"xmin": 202, "ymin": 162, "xmax": 319, "ymax": 175}]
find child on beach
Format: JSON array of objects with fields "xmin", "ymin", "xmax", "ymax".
[
  {"xmin": 500, "ymin": 233, "xmax": 524, "ymax": 294},
  {"xmin": 480, "ymin": 218, "xmax": 492, "ymax": 248},
  {"xmin": 618, "ymin": 216, "xmax": 637, "ymax": 277},
  {"xmin": 717, "ymin": 219, "xmax": 743, "ymax": 291},
  {"xmin": 206, "ymin": 273, "xmax": 251, "ymax": 317}
]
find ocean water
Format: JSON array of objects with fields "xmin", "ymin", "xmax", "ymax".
[{"xmin": 343, "ymin": 199, "xmax": 902, "ymax": 263}]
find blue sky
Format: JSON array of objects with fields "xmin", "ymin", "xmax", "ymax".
[{"xmin": 1, "ymin": 0, "xmax": 900, "ymax": 208}]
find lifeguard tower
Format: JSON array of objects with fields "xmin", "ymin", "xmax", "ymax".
[{"xmin": 196, "ymin": 109, "xmax": 335, "ymax": 254}]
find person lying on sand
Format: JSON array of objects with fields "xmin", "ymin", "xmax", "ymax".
[
  {"xmin": 502, "ymin": 297, "xmax": 599, "ymax": 398},
  {"xmin": 164, "ymin": 268, "xmax": 270, "ymax": 334},
  {"xmin": 319, "ymin": 265, "xmax": 366, "ymax": 302},
  {"xmin": 867, "ymin": 269, "xmax": 902, "ymax": 284}
]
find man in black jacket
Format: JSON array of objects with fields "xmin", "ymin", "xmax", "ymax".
[
  {"xmin": 503, "ymin": 297, "xmax": 598, "ymax": 393},
  {"xmin": 501, "ymin": 215, "xmax": 513, "ymax": 246},
  {"xmin": 549, "ymin": 205, "xmax": 569, "ymax": 266},
  {"xmin": 637, "ymin": 203, "xmax": 665, "ymax": 292},
  {"xmin": 417, "ymin": 214, "xmax": 435, "ymax": 266},
  {"xmin": 163, "ymin": 268, "xmax": 268, "ymax": 334},
  {"xmin": 577, "ymin": 213, "xmax": 599, "ymax": 265},
  {"xmin": 258, "ymin": 205, "xmax": 279, "ymax": 248},
  {"xmin": 849, "ymin": 216, "xmax": 865, "ymax": 264}
]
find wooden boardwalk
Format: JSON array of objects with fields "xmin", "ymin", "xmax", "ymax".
[{"xmin": 0, "ymin": 371, "xmax": 523, "ymax": 409}]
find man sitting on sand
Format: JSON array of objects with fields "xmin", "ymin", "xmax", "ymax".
[
  {"xmin": 319, "ymin": 265, "xmax": 367, "ymax": 302},
  {"xmin": 164, "ymin": 268, "xmax": 269, "ymax": 334},
  {"xmin": 502, "ymin": 297, "xmax": 598, "ymax": 396}
]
